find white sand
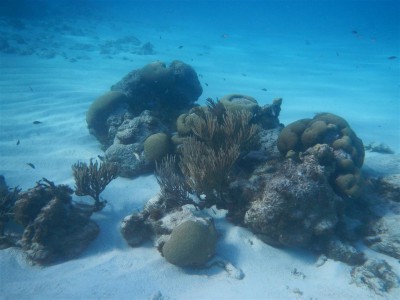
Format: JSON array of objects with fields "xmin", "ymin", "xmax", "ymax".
[{"xmin": 0, "ymin": 15, "xmax": 399, "ymax": 300}]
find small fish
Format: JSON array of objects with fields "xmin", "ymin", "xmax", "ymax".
[
  {"xmin": 221, "ymin": 33, "xmax": 229, "ymax": 39},
  {"xmin": 33, "ymin": 121, "xmax": 42, "ymax": 124},
  {"xmin": 352, "ymin": 30, "xmax": 358, "ymax": 35},
  {"xmin": 178, "ymin": 45, "xmax": 183, "ymax": 49},
  {"xmin": 205, "ymin": 83, "xmax": 209, "ymax": 86},
  {"xmin": 336, "ymin": 52, "xmax": 339, "ymax": 56},
  {"xmin": 261, "ymin": 88, "xmax": 267, "ymax": 91},
  {"xmin": 97, "ymin": 155, "xmax": 105, "ymax": 161},
  {"xmin": 159, "ymin": 36, "xmax": 162, "ymax": 39},
  {"xmin": 16, "ymin": 140, "xmax": 20, "ymax": 145},
  {"xmin": 29, "ymin": 86, "xmax": 33, "ymax": 92},
  {"xmin": 27, "ymin": 163, "xmax": 35, "ymax": 169},
  {"xmin": 242, "ymin": 73, "xmax": 247, "ymax": 77},
  {"xmin": 388, "ymin": 56, "xmax": 397, "ymax": 60},
  {"xmin": 133, "ymin": 152, "xmax": 140, "ymax": 160}
]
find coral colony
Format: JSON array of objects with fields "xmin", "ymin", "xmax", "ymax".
[{"xmin": 1, "ymin": 61, "xmax": 399, "ymax": 293}]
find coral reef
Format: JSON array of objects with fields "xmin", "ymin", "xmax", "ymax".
[
  {"xmin": 364, "ymin": 215, "xmax": 400, "ymax": 259},
  {"xmin": 111, "ymin": 60, "xmax": 202, "ymax": 125},
  {"xmin": 14, "ymin": 178, "xmax": 99, "ymax": 265},
  {"xmin": 104, "ymin": 110, "xmax": 168, "ymax": 176},
  {"xmin": 245, "ymin": 144, "xmax": 342, "ymax": 247},
  {"xmin": 351, "ymin": 259, "xmax": 399, "ymax": 295},
  {"xmin": 86, "ymin": 61, "xmax": 202, "ymax": 178},
  {"xmin": 120, "ymin": 195, "xmax": 218, "ymax": 267},
  {"xmin": 0, "ymin": 176, "xmax": 20, "ymax": 248},
  {"xmin": 169, "ymin": 102, "xmax": 260, "ymax": 209},
  {"xmin": 277, "ymin": 113, "xmax": 365, "ymax": 198},
  {"xmin": 72, "ymin": 159, "xmax": 118, "ymax": 212}
]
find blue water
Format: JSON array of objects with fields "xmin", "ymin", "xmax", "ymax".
[{"xmin": 0, "ymin": 0, "xmax": 399, "ymax": 156}]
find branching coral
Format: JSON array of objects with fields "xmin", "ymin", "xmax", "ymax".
[
  {"xmin": 178, "ymin": 104, "xmax": 259, "ymax": 209},
  {"xmin": 179, "ymin": 137, "xmax": 240, "ymax": 208},
  {"xmin": 155, "ymin": 155, "xmax": 193, "ymax": 211},
  {"xmin": 72, "ymin": 159, "xmax": 118, "ymax": 212}
]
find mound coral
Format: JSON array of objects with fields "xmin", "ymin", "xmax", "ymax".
[
  {"xmin": 277, "ymin": 113, "xmax": 365, "ymax": 197},
  {"xmin": 161, "ymin": 219, "xmax": 217, "ymax": 267},
  {"xmin": 86, "ymin": 91, "xmax": 128, "ymax": 145},
  {"xmin": 144, "ymin": 133, "xmax": 170, "ymax": 163}
]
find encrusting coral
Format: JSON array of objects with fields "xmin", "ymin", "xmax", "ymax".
[{"xmin": 72, "ymin": 159, "xmax": 118, "ymax": 212}]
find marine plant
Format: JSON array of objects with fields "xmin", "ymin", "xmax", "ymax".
[
  {"xmin": 0, "ymin": 179, "xmax": 20, "ymax": 247},
  {"xmin": 72, "ymin": 159, "xmax": 118, "ymax": 212},
  {"xmin": 181, "ymin": 105, "xmax": 259, "ymax": 207},
  {"xmin": 155, "ymin": 155, "xmax": 194, "ymax": 211}
]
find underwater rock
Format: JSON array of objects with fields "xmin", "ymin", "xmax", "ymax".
[
  {"xmin": 14, "ymin": 179, "xmax": 99, "ymax": 265},
  {"xmin": 324, "ymin": 238, "xmax": 365, "ymax": 266},
  {"xmin": 351, "ymin": 259, "xmax": 399, "ymax": 295},
  {"xmin": 373, "ymin": 174, "xmax": 400, "ymax": 203},
  {"xmin": 86, "ymin": 91, "xmax": 128, "ymax": 146},
  {"xmin": 364, "ymin": 215, "xmax": 400, "ymax": 259},
  {"xmin": 86, "ymin": 60, "xmax": 202, "ymax": 178},
  {"xmin": 161, "ymin": 218, "xmax": 217, "ymax": 267},
  {"xmin": 365, "ymin": 142, "xmax": 395, "ymax": 154},
  {"xmin": 111, "ymin": 60, "xmax": 202, "ymax": 125},
  {"xmin": 105, "ymin": 143, "xmax": 148, "ymax": 177},
  {"xmin": 219, "ymin": 94, "xmax": 259, "ymax": 113},
  {"xmin": 245, "ymin": 144, "xmax": 342, "ymax": 247},
  {"xmin": 104, "ymin": 110, "xmax": 168, "ymax": 177},
  {"xmin": 121, "ymin": 212, "xmax": 152, "ymax": 247},
  {"xmin": 114, "ymin": 110, "xmax": 167, "ymax": 145},
  {"xmin": 255, "ymin": 98, "xmax": 282, "ymax": 129}
]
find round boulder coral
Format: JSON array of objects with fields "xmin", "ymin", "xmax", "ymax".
[
  {"xmin": 144, "ymin": 133, "xmax": 170, "ymax": 163},
  {"xmin": 86, "ymin": 91, "xmax": 128, "ymax": 142},
  {"xmin": 162, "ymin": 219, "xmax": 217, "ymax": 267},
  {"xmin": 220, "ymin": 94, "xmax": 258, "ymax": 113}
]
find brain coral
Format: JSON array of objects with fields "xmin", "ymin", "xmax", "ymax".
[
  {"xmin": 143, "ymin": 132, "xmax": 170, "ymax": 163},
  {"xmin": 162, "ymin": 219, "xmax": 217, "ymax": 267},
  {"xmin": 219, "ymin": 94, "xmax": 259, "ymax": 113},
  {"xmin": 86, "ymin": 91, "xmax": 128, "ymax": 143},
  {"xmin": 277, "ymin": 113, "xmax": 365, "ymax": 198}
]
